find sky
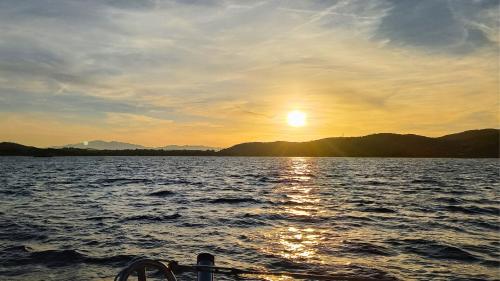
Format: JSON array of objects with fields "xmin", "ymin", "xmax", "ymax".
[{"xmin": 0, "ymin": 0, "xmax": 498, "ymax": 148}]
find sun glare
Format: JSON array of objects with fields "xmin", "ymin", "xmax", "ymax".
[{"xmin": 287, "ymin": 110, "xmax": 306, "ymax": 127}]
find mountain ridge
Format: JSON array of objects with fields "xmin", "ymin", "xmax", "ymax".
[
  {"xmin": 1, "ymin": 129, "xmax": 498, "ymax": 157},
  {"xmin": 219, "ymin": 129, "xmax": 499, "ymax": 157},
  {"xmin": 52, "ymin": 140, "xmax": 220, "ymax": 151}
]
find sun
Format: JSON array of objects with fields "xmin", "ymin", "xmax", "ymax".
[{"xmin": 287, "ymin": 110, "xmax": 306, "ymax": 127}]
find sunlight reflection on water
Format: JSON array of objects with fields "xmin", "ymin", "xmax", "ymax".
[
  {"xmin": 0, "ymin": 157, "xmax": 498, "ymax": 280},
  {"xmin": 261, "ymin": 158, "xmax": 326, "ymax": 263}
]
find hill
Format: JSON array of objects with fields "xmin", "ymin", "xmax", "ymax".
[
  {"xmin": 156, "ymin": 145, "xmax": 221, "ymax": 151},
  {"xmin": 219, "ymin": 129, "xmax": 499, "ymax": 157},
  {"xmin": 0, "ymin": 142, "xmax": 41, "ymax": 156},
  {"xmin": 1, "ymin": 129, "xmax": 498, "ymax": 157},
  {"xmin": 0, "ymin": 142, "xmax": 217, "ymax": 156}
]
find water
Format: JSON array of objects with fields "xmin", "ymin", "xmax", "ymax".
[{"xmin": 0, "ymin": 157, "xmax": 498, "ymax": 281}]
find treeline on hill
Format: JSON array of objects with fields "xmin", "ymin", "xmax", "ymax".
[
  {"xmin": 0, "ymin": 143, "xmax": 218, "ymax": 156},
  {"xmin": 0, "ymin": 129, "xmax": 498, "ymax": 158},
  {"xmin": 219, "ymin": 129, "xmax": 499, "ymax": 158}
]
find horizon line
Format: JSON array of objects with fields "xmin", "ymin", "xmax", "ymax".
[{"xmin": 3, "ymin": 128, "xmax": 498, "ymax": 150}]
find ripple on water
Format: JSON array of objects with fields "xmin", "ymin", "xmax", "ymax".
[
  {"xmin": 208, "ymin": 197, "xmax": 262, "ymax": 204},
  {"xmin": 0, "ymin": 157, "xmax": 497, "ymax": 281},
  {"xmin": 386, "ymin": 238, "xmax": 480, "ymax": 262},
  {"xmin": 147, "ymin": 190, "xmax": 176, "ymax": 197},
  {"xmin": 0, "ymin": 245, "xmax": 137, "ymax": 268},
  {"xmin": 121, "ymin": 213, "xmax": 182, "ymax": 222}
]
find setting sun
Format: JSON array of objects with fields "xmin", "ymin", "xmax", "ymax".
[{"xmin": 287, "ymin": 110, "xmax": 306, "ymax": 127}]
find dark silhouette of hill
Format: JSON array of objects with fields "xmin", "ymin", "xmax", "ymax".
[
  {"xmin": 0, "ymin": 142, "xmax": 42, "ymax": 156},
  {"xmin": 0, "ymin": 142, "xmax": 218, "ymax": 156},
  {"xmin": 219, "ymin": 129, "xmax": 499, "ymax": 157},
  {"xmin": 1, "ymin": 129, "xmax": 498, "ymax": 157}
]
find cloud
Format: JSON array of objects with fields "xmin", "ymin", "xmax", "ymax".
[
  {"xmin": 0, "ymin": 0, "xmax": 498, "ymax": 146},
  {"xmin": 0, "ymin": 88, "xmax": 176, "ymax": 123},
  {"xmin": 374, "ymin": 0, "xmax": 499, "ymax": 53}
]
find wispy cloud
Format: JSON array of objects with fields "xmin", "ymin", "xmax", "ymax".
[
  {"xmin": 374, "ymin": 0, "xmax": 499, "ymax": 53},
  {"xmin": 0, "ymin": 0, "xmax": 498, "ymax": 146}
]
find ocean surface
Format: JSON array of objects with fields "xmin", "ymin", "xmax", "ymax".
[{"xmin": 0, "ymin": 157, "xmax": 498, "ymax": 281}]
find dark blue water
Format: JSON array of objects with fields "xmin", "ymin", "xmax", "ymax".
[{"xmin": 0, "ymin": 157, "xmax": 498, "ymax": 281}]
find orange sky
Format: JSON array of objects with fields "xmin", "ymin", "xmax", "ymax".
[{"xmin": 0, "ymin": 1, "xmax": 498, "ymax": 148}]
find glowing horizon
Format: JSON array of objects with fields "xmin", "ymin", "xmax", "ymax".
[{"xmin": 0, "ymin": 1, "xmax": 498, "ymax": 147}]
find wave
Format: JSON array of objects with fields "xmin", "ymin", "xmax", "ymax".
[
  {"xmin": 148, "ymin": 190, "xmax": 175, "ymax": 197},
  {"xmin": 481, "ymin": 259, "xmax": 500, "ymax": 268},
  {"xmin": 341, "ymin": 241, "xmax": 396, "ymax": 256},
  {"xmin": 0, "ymin": 221, "xmax": 49, "ymax": 241},
  {"xmin": 361, "ymin": 180, "xmax": 387, "ymax": 186},
  {"xmin": 387, "ymin": 238, "xmax": 479, "ymax": 262},
  {"xmin": 217, "ymin": 217, "xmax": 268, "ymax": 227},
  {"xmin": 267, "ymin": 256, "xmax": 398, "ymax": 281},
  {"xmin": 0, "ymin": 189, "xmax": 31, "ymax": 196},
  {"xmin": 411, "ymin": 178, "xmax": 444, "ymax": 186},
  {"xmin": 434, "ymin": 197, "xmax": 464, "ymax": 204},
  {"xmin": 359, "ymin": 207, "xmax": 397, "ymax": 214},
  {"xmin": 85, "ymin": 215, "xmax": 116, "ymax": 221},
  {"xmin": 209, "ymin": 197, "xmax": 261, "ymax": 204},
  {"xmin": 0, "ymin": 246, "xmax": 136, "ymax": 267},
  {"xmin": 95, "ymin": 178, "xmax": 153, "ymax": 186},
  {"xmin": 121, "ymin": 213, "xmax": 181, "ymax": 222},
  {"xmin": 257, "ymin": 176, "xmax": 314, "ymax": 184},
  {"xmin": 444, "ymin": 205, "xmax": 499, "ymax": 215},
  {"xmin": 469, "ymin": 220, "xmax": 499, "ymax": 231},
  {"xmin": 240, "ymin": 212, "xmax": 330, "ymax": 224},
  {"xmin": 159, "ymin": 179, "xmax": 202, "ymax": 186},
  {"xmin": 335, "ymin": 214, "xmax": 375, "ymax": 222},
  {"xmin": 178, "ymin": 222, "xmax": 207, "ymax": 227},
  {"xmin": 348, "ymin": 199, "xmax": 375, "ymax": 205}
]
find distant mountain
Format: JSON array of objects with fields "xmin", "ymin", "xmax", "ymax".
[
  {"xmin": 53, "ymin": 140, "xmax": 146, "ymax": 150},
  {"xmin": 54, "ymin": 141, "xmax": 220, "ymax": 151},
  {"xmin": 0, "ymin": 142, "xmax": 218, "ymax": 156},
  {"xmin": 156, "ymin": 145, "xmax": 220, "ymax": 151},
  {"xmin": 219, "ymin": 129, "xmax": 499, "ymax": 157}
]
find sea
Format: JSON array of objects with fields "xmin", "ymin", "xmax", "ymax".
[{"xmin": 0, "ymin": 157, "xmax": 498, "ymax": 281}]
